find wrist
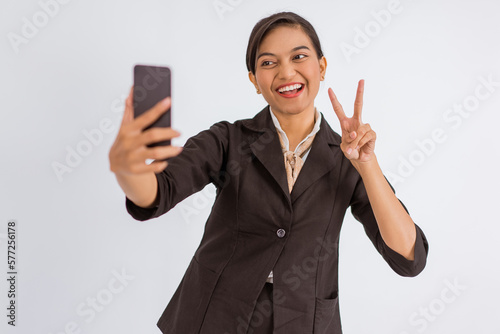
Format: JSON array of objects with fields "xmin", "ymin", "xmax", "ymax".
[{"xmin": 351, "ymin": 154, "xmax": 379, "ymax": 176}]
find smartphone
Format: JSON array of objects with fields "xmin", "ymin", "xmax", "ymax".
[{"xmin": 133, "ymin": 64, "xmax": 171, "ymax": 147}]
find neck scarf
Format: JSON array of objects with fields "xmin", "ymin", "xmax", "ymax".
[{"xmin": 276, "ymin": 130, "xmax": 316, "ymax": 193}]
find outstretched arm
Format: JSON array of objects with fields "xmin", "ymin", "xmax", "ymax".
[{"xmin": 109, "ymin": 88, "xmax": 183, "ymax": 208}]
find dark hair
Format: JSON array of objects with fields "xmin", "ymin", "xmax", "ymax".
[{"xmin": 246, "ymin": 12, "xmax": 324, "ymax": 75}]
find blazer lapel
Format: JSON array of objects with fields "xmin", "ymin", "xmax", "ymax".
[
  {"xmin": 243, "ymin": 106, "xmax": 292, "ymax": 205},
  {"xmin": 290, "ymin": 113, "xmax": 342, "ymax": 204},
  {"xmin": 241, "ymin": 106, "xmax": 342, "ymax": 207}
]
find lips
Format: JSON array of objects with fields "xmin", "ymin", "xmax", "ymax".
[{"xmin": 276, "ymin": 82, "xmax": 304, "ymax": 98}]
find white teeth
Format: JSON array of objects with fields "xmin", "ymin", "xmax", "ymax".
[{"xmin": 278, "ymin": 84, "xmax": 302, "ymax": 93}]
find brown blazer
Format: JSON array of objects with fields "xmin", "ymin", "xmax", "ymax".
[{"xmin": 126, "ymin": 105, "xmax": 429, "ymax": 334}]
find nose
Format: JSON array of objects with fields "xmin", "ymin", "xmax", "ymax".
[{"xmin": 277, "ymin": 60, "xmax": 296, "ymax": 80}]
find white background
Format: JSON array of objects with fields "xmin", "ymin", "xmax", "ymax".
[{"xmin": 1, "ymin": 0, "xmax": 499, "ymax": 333}]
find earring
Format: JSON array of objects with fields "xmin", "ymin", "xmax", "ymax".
[{"xmin": 256, "ymin": 89, "xmax": 261, "ymax": 94}]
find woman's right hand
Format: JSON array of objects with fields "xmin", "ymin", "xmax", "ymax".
[{"xmin": 109, "ymin": 87, "xmax": 183, "ymax": 176}]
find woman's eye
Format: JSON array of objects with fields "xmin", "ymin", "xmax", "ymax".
[
  {"xmin": 294, "ymin": 54, "xmax": 307, "ymax": 60},
  {"xmin": 261, "ymin": 60, "xmax": 274, "ymax": 66}
]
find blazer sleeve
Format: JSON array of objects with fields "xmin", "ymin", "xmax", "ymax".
[
  {"xmin": 125, "ymin": 121, "xmax": 230, "ymax": 221},
  {"xmin": 349, "ymin": 175, "xmax": 429, "ymax": 277}
]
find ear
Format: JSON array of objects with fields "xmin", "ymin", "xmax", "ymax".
[
  {"xmin": 319, "ymin": 56, "xmax": 327, "ymax": 81},
  {"xmin": 248, "ymin": 71, "xmax": 260, "ymax": 91}
]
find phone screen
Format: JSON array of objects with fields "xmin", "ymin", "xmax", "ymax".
[{"xmin": 133, "ymin": 64, "xmax": 171, "ymax": 147}]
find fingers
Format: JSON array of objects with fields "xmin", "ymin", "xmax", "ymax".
[
  {"xmin": 347, "ymin": 124, "xmax": 370, "ymax": 150},
  {"xmin": 353, "ymin": 79, "xmax": 364, "ymax": 121},
  {"xmin": 328, "ymin": 87, "xmax": 347, "ymax": 122},
  {"xmin": 111, "ymin": 142, "xmax": 183, "ymax": 175},
  {"xmin": 342, "ymin": 123, "xmax": 376, "ymax": 158},
  {"xmin": 150, "ymin": 160, "xmax": 169, "ymax": 174},
  {"xmin": 133, "ymin": 96, "xmax": 171, "ymax": 131},
  {"xmin": 116, "ymin": 127, "xmax": 182, "ymax": 167},
  {"xmin": 140, "ymin": 145, "xmax": 184, "ymax": 162},
  {"xmin": 132, "ymin": 127, "xmax": 181, "ymax": 148},
  {"xmin": 132, "ymin": 145, "xmax": 183, "ymax": 173},
  {"xmin": 341, "ymin": 126, "xmax": 358, "ymax": 147},
  {"xmin": 125, "ymin": 159, "xmax": 168, "ymax": 175},
  {"xmin": 341, "ymin": 130, "xmax": 360, "ymax": 159},
  {"xmin": 110, "ymin": 88, "xmax": 183, "ymax": 175},
  {"xmin": 356, "ymin": 127, "xmax": 376, "ymax": 149}
]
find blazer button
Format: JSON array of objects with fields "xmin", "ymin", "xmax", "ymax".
[{"xmin": 276, "ymin": 229, "xmax": 286, "ymax": 238}]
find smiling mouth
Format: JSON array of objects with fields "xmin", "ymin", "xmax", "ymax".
[{"xmin": 276, "ymin": 83, "xmax": 304, "ymax": 98}]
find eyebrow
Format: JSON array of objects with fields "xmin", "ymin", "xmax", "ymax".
[{"xmin": 256, "ymin": 45, "xmax": 311, "ymax": 60}]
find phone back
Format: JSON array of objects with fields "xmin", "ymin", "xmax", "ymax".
[{"xmin": 133, "ymin": 64, "xmax": 171, "ymax": 146}]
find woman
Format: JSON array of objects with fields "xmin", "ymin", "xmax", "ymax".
[{"xmin": 109, "ymin": 11, "xmax": 429, "ymax": 334}]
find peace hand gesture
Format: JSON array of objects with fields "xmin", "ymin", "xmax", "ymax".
[{"xmin": 328, "ymin": 79, "xmax": 376, "ymax": 163}]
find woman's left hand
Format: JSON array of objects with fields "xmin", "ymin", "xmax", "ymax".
[{"xmin": 328, "ymin": 79, "xmax": 376, "ymax": 163}]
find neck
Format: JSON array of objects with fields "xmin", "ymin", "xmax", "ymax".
[{"xmin": 271, "ymin": 105, "xmax": 316, "ymax": 144}]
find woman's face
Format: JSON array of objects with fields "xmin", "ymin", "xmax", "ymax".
[{"xmin": 249, "ymin": 25, "xmax": 327, "ymax": 117}]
